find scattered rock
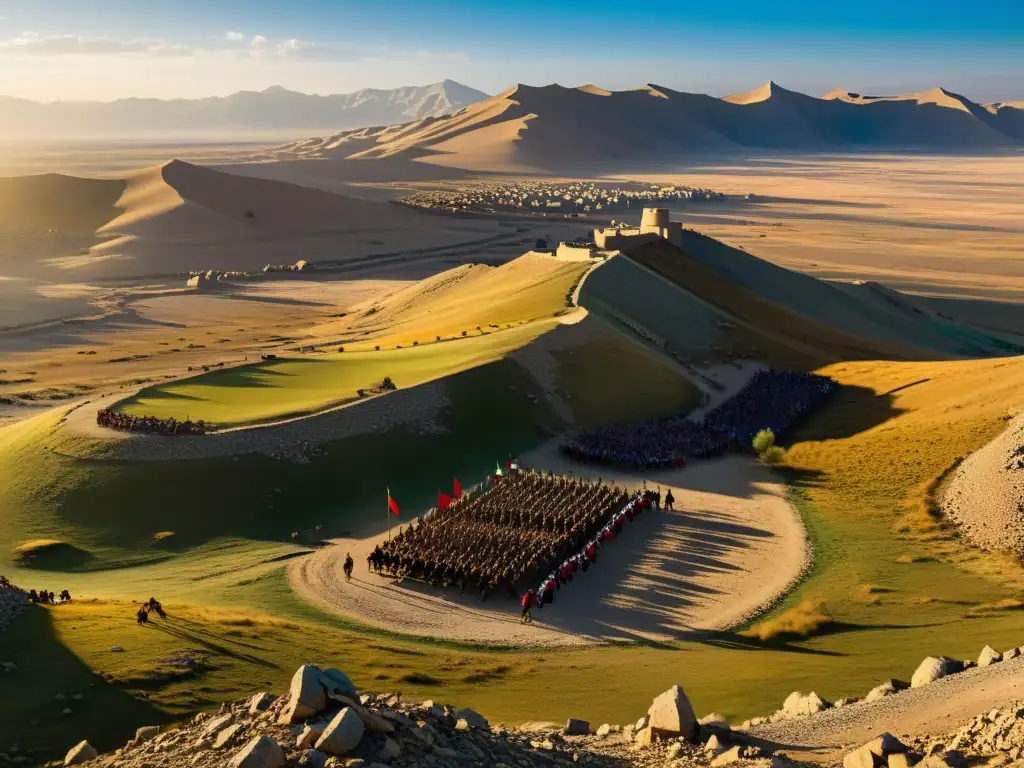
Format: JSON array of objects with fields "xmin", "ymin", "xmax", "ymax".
[
  {"xmin": 63, "ymin": 741, "xmax": 97, "ymax": 766},
  {"xmin": 782, "ymin": 691, "xmax": 832, "ymax": 717},
  {"xmin": 248, "ymin": 692, "xmax": 276, "ymax": 715},
  {"xmin": 453, "ymin": 707, "xmax": 488, "ymax": 730},
  {"xmin": 564, "ymin": 718, "xmax": 590, "ymax": 736},
  {"xmin": 911, "ymin": 657, "xmax": 962, "ymax": 688},
  {"xmin": 214, "ymin": 723, "xmax": 247, "ymax": 749},
  {"xmin": 866, "ymin": 679, "xmax": 910, "ymax": 703},
  {"xmin": 844, "ymin": 733, "xmax": 908, "ymax": 768},
  {"xmin": 647, "ymin": 685, "xmax": 699, "ymax": 742},
  {"xmin": 134, "ymin": 725, "xmax": 161, "ymax": 745},
  {"xmin": 315, "ymin": 707, "xmax": 365, "ymax": 756},
  {"xmin": 282, "ymin": 665, "xmax": 329, "ymax": 724},
  {"xmin": 711, "ymin": 745, "xmax": 744, "ymax": 766},
  {"xmin": 978, "ymin": 646, "xmax": 1002, "ymax": 667},
  {"xmin": 230, "ymin": 735, "xmax": 286, "ymax": 768}
]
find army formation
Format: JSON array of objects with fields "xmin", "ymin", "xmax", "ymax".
[
  {"xmin": 402, "ymin": 180, "xmax": 725, "ymax": 216},
  {"xmin": 564, "ymin": 369, "xmax": 835, "ymax": 468},
  {"xmin": 370, "ymin": 470, "xmax": 631, "ymax": 600},
  {"xmin": 96, "ymin": 408, "xmax": 207, "ymax": 436}
]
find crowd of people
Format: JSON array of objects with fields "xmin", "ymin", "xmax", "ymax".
[
  {"xmin": 27, "ymin": 588, "xmax": 71, "ymax": 604},
  {"xmin": 96, "ymin": 408, "xmax": 207, "ymax": 436},
  {"xmin": 136, "ymin": 597, "xmax": 167, "ymax": 624},
  {"xmin": 562, "ymin": 369, "xmax": 834, "ymax": 469},
  {"xmin": 369, "ymin": 470, "xmax": 629, "ymax": 600},
  {"xmin": 563, "ymin": 417, "xmax": 728, "ymax": 469},
  {"xmin": 700, "ymin": 370, "xmax": 835, "ymax": 445},
  {"xmin": 520, "ymin": 487, "xmax": 662, "ymax": 622}
]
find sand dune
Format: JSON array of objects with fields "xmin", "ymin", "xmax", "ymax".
[
  {"xmin": 4, "ymin": 159, "xmax": 499, "ymax": 279},
  {"xmin": 272, "ymin": 81, "xmax": 1024, "ymax": 172},
  {"xmin": 0, "ymin": 173, "xmax": 124, "ymax": 233}
]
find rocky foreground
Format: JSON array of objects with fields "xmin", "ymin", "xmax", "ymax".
[{"xmin": 41, "ymin": 642, "xmax": 1024, "ymax": 768}]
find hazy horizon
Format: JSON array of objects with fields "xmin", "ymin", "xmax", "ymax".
[{"xmin": 1, "ymin": 0, "xmax": 1021, "ymax": 103}]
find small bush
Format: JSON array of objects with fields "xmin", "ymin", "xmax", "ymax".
[
  {"xmin": 760, "ymin": 445, "xmax": 786, "ymax": 465},
  {"xmin": 743, "ymin": 598, "xmax": 834, "ymax": 642},
  {"xmin": 461, "ymin": 331, "xmax": 467, "ymax": 337},
  {"xmin": 752, "ymin": 429, "xmax": 775, "ymax": 454},
  {"xmin": 375, "ymin": 345, "xmax": 381, "ymax": 351}
]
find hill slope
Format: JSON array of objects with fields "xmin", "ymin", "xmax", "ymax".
[
  {"xmin": 675, "ymin": 230, "xmax": 1024, "ymax": 358},
  {"xmin": 274, "ymin": 82, "xmax": 1024, "ymax": 171},
  {"xmin": 0, "ymin": 80, "xmax": 488, "ymax": 138}
]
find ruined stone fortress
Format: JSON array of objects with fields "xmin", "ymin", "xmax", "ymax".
[
  {"xmin": 550, "ymin": 208, "xmax": 684, "ymax": 260},
  {"xmin": 593, "ymin": 207, "xmax": 682, "ymax": 249}
]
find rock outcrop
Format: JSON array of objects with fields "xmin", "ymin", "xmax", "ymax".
[{"xmin": 911, "ymin": 657, "xmax": 962, "ymax": 688}]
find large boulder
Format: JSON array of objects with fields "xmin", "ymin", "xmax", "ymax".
[
  {"xmin": 843, "ymin": 733, "xmax": 908, "ymax": 768},
  {"xmin": 782, "ymin": 691, "xmax": 831, "ymax": 717},
  {"xmin": 248, "ymin": 692, "xmax": 275, "ymax": 715},
  {"xmin": 134, "ymin": 725, "xmax": 161, "ymax": 745},
  {"xmin": 64, "ymin": 741, "xmax": 98, "ymax": 766},
  {"xmin": 911, "ymin": 657, "xmax": 962, "ymax": 688},
  {"xmin": 315, "ymin": 707, "xmax": 365, "ymax": 756},
  {"xmin": 647, "ymin": 685, "xmax": 699, "ymax": 741},
  {"xmin": 230, "ymin": 735, "xmax": 286, "ymax": 768},
  {"xmin": 281, "ymin": 665, "xmax": 328, "ymax": 724},
  {"xmin": 977, "ymin": 646, "xmax": 1001, "ymax": 667},
  {"xmin": 454, "ymin": 707, "xmax": 488, "ymax": 730},
  {"xmin": 204, "ymin": 713, "xmax": 235, "ymax": 737},
  {"xmin": 564, "ymin": 718, "xmax": 590, "ymax": 735},
  {"xmin": 864, "ymin": 679, "xmax": 910, "ymax": 703},
  {"xmin": 320, "ymin": 667, "xmax": 357, "ymax": 700}
]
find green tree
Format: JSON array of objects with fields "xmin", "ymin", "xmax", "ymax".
[{"xmin": 752, "ymin": 429, "xmax": 775, "ymax": 454}]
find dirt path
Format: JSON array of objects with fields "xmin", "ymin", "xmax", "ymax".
[
  {"xmin": 287, "ymin": 448, "xmax": 808, "ymax": 648},
  {"xmin": 751, "ymin": 655, "xmax": 1024, "ymax": 763}
]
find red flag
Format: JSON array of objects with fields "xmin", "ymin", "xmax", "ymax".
[
  {"xmin": 438, "ymin": 491, "xmax": 452, "ymax": 510},
  {"xmin": 387, "ymin": 487, "xmax": 399, "ymax": 516},
  {"xmin": 453, "ymin": 478, "xmax": 462, "ymax": 498}
]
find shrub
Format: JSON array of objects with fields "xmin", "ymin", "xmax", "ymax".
[
  {"xmin": 760, "ymin": 446, "xmax": 786, "ymax": 465},
  {"xmin": 752, "ymin": 428, "xmax": 775, "ymax": 454},
  {"xmin": 461, "ymin": 331, "xmax": 468, "ymax": 337},
  {"xmin": 375, "ymin": 345, "xmax": 381, "ymax": 351},
  {"xmin": 743, "ymin": 598, "xmax": 833, "ymax": 642}
]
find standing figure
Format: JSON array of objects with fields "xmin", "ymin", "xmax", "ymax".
[{"xmin": 343, "ymin": 553, "xmax": 354, "ymax": 582}]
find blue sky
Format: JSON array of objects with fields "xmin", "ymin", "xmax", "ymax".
[{"xmin": 0, "ymin": 0, "xmax": 1021, "ymax": 101}]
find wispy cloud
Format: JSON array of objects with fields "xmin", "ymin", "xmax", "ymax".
[
  {"xmin": 0, "ymin": 30, "xmax": 466, "ymax": 67},
  {"xmin": 0, "ymin": 31, "xmax": 192, "ymax": 56}
]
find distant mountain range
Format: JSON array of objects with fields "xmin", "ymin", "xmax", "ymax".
[
  {"xmin": 273, "ymin": 82, "xmax": 1024, "ymax": 171},
  {"xmin": 0, "ymin": 80, "xmax": 488, "ymax": 138}
]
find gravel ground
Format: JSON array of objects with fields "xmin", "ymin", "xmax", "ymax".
[
  {"xmin": 750, "ymin": 652, "xmax": 1024, "ymax": 762},
  {"xmin": 941, "ymin": 411, "xmax": 1024, "ymax": 557}
]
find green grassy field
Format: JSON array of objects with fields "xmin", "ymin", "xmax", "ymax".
[
  {"xmin": 5, "ymin": 330, "xmax": 1024, "ymax": 764},
  {"xmin": 116, "ymin": 322, "xmax": 555, "ymax": 428}
]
